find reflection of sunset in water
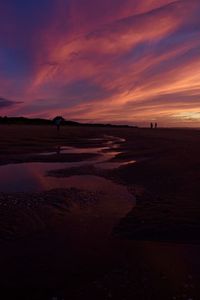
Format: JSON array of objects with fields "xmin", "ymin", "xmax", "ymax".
[{"xmin": 0, "ymin": 136, "xmax": 135, "ymax": 192}]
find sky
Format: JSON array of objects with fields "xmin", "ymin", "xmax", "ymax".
[{"xmin": 0, "ymin": 0, "xmax": 200, "ymax": 127}]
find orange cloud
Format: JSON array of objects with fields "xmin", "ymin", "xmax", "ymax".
[{"xmin": 1, "ymin": 0, "xmax": 200, "ymax": 126}]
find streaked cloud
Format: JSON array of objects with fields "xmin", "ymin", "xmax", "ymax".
[
  {"xmin": 0, "ymin": 0, "xmax": 200, "ymax": 126},
  {"xmin": 0, "ymin": 97, "xmax": 22, "ymax": 109}
]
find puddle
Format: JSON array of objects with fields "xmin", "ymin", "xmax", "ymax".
[
  {"xmin": 0, "ymin": 135, "xmax": 136, "ymax": 267},
  {"xmin": 51, "ymin": 175, "xmax": 135, "ymax": 238},
  {"xmin": 0, "ymin": 135, "xmax": 135, "ymax": 192}
]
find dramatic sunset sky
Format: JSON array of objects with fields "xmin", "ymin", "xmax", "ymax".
[{"xmin": 0, "ymin": 0, "xmax": 200, "ymax": 126}]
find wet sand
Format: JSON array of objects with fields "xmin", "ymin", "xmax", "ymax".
[{"xmin": 0, "ymin": 125, "xmax": 200, "ymax": 299}]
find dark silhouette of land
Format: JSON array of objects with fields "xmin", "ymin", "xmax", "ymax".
[{"xmin": 0, "ymin": 116, "xmax": 136, "ymax": 128}]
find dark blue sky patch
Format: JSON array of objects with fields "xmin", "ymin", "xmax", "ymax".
[{"xmin": 0, "ymin": 47, "xmax": 32, "ymax": 78}]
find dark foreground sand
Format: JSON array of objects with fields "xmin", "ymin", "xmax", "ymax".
[{"xmin": 0, "ymin": 125, "xmax": 200, "ymax": 299}]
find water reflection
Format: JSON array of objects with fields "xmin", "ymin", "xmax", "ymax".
[{"xmin": 0, "ymin": 136, "xmax": 135, "ymax": 193}]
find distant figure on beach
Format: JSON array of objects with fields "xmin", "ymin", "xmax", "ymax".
[
  {"xmin": 150, "ymin": 123, "xmax": 153, "ymax": 129},
  {"xmin": 56, "ymin": 119, "xmax": 61, "ymax": 131},
  {"xmin": 155, "ymin": 122, "xmax": 158, "ymax": 129},
  {"xmin": 53, "ymin": 116, "xmax": 65, "ymax": 132}
]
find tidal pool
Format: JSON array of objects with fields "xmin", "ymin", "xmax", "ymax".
[{"xmin": 0, "ymin": 135, "xmax": 135, "ymax": 193}]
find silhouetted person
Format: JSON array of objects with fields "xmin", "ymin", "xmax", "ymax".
[
  {"xmin": 150, "ymin": 123, "xmax": 153, "ymax": 129},
  {"xmin": 155, "ymin": 122, "xmax": 157, "ymax": 129},
  {"xmin": 53, "ymin": 116, "xmax": 64, "ymax": 132},
  {"xmin": 56, "ymin": 119, "xmax": 61, "ymax": 131}
]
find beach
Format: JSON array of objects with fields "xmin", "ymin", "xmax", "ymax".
[{"xmin": 0, "ymin": 124, "xmax": 200, "ymax": 299}]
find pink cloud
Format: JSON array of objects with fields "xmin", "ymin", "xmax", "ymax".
[{"xmin": 1, "ymin": 0, "xmax": 200, "ymax": 126}]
